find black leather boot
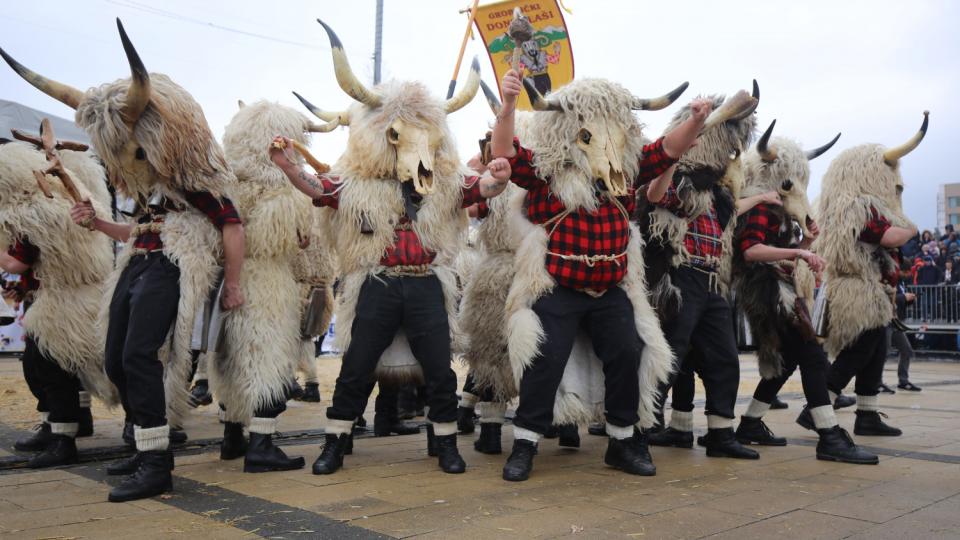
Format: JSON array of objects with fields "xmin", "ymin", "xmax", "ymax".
[
  {"xmin": 854, "ymin": 410, "xmax": 902, "ymax": 436},
  {"xmin": 833, "ymin": 393, "xmax": 855, "ymax": 409},
  {"xmin": 736, "ymin": 416, "xmax": 787, "ymax": 446},
  {"xmin": 243, "ymin": 433, "xmax": 305, "ymax": 473},
  {"xmin": 435, "ymin": 433, "xmax": 466, "ymax": 474},
  {"xmin": 122, "ymin": 420, "xmax": 135, "ymax": 448},
  {"xmin": 587, "ymin": 423, "xmax": 606, "ymax": 436},
  {"xmin": 426, "ymin": 424, "xmax": 438, "ymax": 457},
  {"xmin": 770, "ymin": 397, "xmax": 789, "ymax": 410},
  {"xmin": 312, "ymin": 433, "xmax": 351, "ymax": 475},
  {"xmin": 816, "ymin": 426, "xmax": 879, "ymax": 464},
  {"xmin": 647, "ymin": 427, "xmax": 694, "ymax": 448},
  {"xmin": 170, "ymin": 428, "xmax": 188, "ymax": 445},
  {"xmin": 795, "ymin": 406, "xmax": 815, "ymax": 431},
  {"xmin": 457, "ymin": 406, "xmax": 476, "ymax": 434},
  {"xmin": 700, "ymin": 428, "xmax": 760, "ymax": 459},
  {"xmin": 473, "ymin": 423, "xmax": 503, "ymax": 454},
  {"xmin": 107, "ymin": 452, "xmax": 142, "ymax": 476},
  {"xmin": 15, "ymin": 422, "xmax": 52, "ymax": 452},
  {"xmin": 189, "ymin": 379, "xmax": 213, "ymax": 407},
  {"xmin": 604, "ymin": 432, "xmax": 656, "ymax": 476},
  {"xmin": 300, "ymin": 382, "xmax": 321, "ymax": 402},
  {"xmin": 108, "ymin": 450, "xmax": 173, "ymax": 502},
  {"xmin": 288, "ymin": 379, "xmax": 304, "ymax": 401},
  {"xmin": 557, "ymin": 424, "xmax": 580, "ymax": 448},
  {"xmin": 78, "ymin": 408, "xmax": 94, "ymax": 437},
  {"xmin": 220, "ymin": 422, "xmax": 247, "ymax": 460},
  {"xmin": 502, "ymin": 439, "xmax": 537, "ymax": 481},
  {"xmin": 27, "ymin": 435, "xmax": 78, "ymax": 468},
  {"xmin": 373, "ymin": 414, "xmax": 420, "ymax": 436}
]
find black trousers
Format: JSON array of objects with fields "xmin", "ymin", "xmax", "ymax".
[
  {"xmin": 105, "ymin": 254, "xmax": 181, "ymax": 429},
  {"xmin": 887, "ymin": 327, "xmax": 913, "ymax": 385},
  {"xmin": 669, "ymin": 354, "xmax": 697, "ymax": 413},
  {"xmin": 752, "ymin": 327, "xmax": 832, "ymax": 409},
  {"xmin": 827, "ymin": 325, "xmax": 887, "ymax": 397},
  {"xmin": 513, "ymin": 285, "xmax": 642, "ymax": 435},
  {"xmin": 21, "ymin": 335, "xmax": 81, "ymax": 425},
  {"xmin": 357, "ymin": 381, "xmax": 400, "ymax": 418},
  {"xmin": 327, "ymin": 275, "xmax": 458, "ymax": 424},
  {"xmin": 660, "ymin": 266, "xmax": 740, "ymax": 419}
]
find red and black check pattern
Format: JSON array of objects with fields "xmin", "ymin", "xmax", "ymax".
[
  {"xmin": 859, "ymin": 206, "xmax": 891, "ymax": 244},
  {"xmin": 738, "ymin": 203, "xmax": 782, "ymax": 253},
  {"xmin": 133, "ymin": 191, "xmax": 242, "ymax": 252},
  {"xmin": 314, "ymin": 175, "xmax": 485, "ymax": 267},
  {"xmin": 654, "ymin": 178, "xmax": 724, "ymax": 268},
  {"xmin": 7, "ymin": 239, "xmax": 40, "ymax": 293},
  {"xmin": 507, "ymin": 137, "xmax": 676, "ymax": 291}
]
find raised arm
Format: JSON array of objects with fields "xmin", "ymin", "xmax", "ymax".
[
  {"xmin": 69, "ymin": 201, "xmax": 133, "ymax": 242},
  {"xmin": 661, "ymin": 98, "xmax": 713, "ymax": 159},
  {"xmin": 646, "ymin": 164, "xmax": 676, "ymax": 204},
  {"xmin": 269, "ymin": 136, "xmax": 330, "ymax": 201},
  {"xmin": 736, "ymin": 191, "xmax": 782, "ymax": 217},
  {"xmin": 491, "ymin": 70, "xmax": 522, "ymax": 159},
  {"xmin": 881, "ymin": 226, "xmax": 919, "ymax": 249}
]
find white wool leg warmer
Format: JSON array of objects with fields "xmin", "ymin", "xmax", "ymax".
[
  {"xmin": 432, "ymin": 422, "xmax": 457, "ymax": 436},
  {"xmin": 513, "ymin": 426, "xmax": 541, "ymax": 443},
  {"xmin": 325, "ymin": 418, "xmax": 354, "ymax": 436},
  {"xmin": 857, "ymin": 394, "xmax": 880, "ymax": 412},
  {"xmin": 135, "ymin": 425, "xmax": 170, "ymax": 452},
  {"xmin": 743, "ymin": 398, "xmax": 770, "ymax": 419},
  {"xmin": 707, "ymin": 415, "xmax": 734, "ymax": 430},
  {"xmin": 50, "ymin": 422, "xmax": 78, "ymax": 437},
  {"xmin": 459, "ymin": 392, "xmax": 478, "ymax": 409},
  {"xmin": 78, "ymin": 391, "xmax": 91, "ymax": 409},
  {"xmin": 248, "ymin": 417, "xmax": 277, "ymax": 435},
  {"xmin": 828, "ymin": 390, "xmax": 838, "ymax": 403},
  {"xmin": 809, "ymin": 405, "xmax": 838, "ymax": 429},
  {"xmin": 669, "ymin": 410, "xmax": 694, "ymax": 432},
  {"xmin": 606, "ymin": 423, "xmax": 634, "ymax": 440},
  {"xmin": 479, "ymin": 402, "xmax": 507, "ymax": 424}
]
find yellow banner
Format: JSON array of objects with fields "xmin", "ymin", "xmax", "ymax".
[{"xmin": 473, "ymin": 0, "xmax": 574, "ymax": 110}]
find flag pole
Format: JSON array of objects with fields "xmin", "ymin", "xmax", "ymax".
[{"xmin": 446, "ymin": 0, "xmax": 481, "ymax": 99}]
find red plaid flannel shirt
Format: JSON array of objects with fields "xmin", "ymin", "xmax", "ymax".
[
  {"xmin": 133, "ymin": 191, "xmax": 242, "ymax": 252},
  {"xmin": 655, "ymin": 177, "xmax": 724, "ymax": 269},
  {"xmin": 7, "ymin": 238, "xmax": 40, "ymax": 294},
  {"xmin": 313, "ymin": 176, "xmax": 485, "ymax": 267},
  {"xmin": 507, "ymin": 137, "xmax": 676, "ymax": 291},
  {"xmin": 858, "ymin": 206, "xmax": 899, "ymax": 287},
  {"xmin": 738, "ymin": 203, "xmax": 783, "ymax": 253}
]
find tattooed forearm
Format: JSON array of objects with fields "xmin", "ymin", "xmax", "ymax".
[{"xmin": 299, "ymin": 170, "xmax": 323, "ymax": 193}]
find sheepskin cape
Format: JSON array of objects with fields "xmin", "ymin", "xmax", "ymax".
[
  {"xmin": 211, "ymin": 101, "xmax": 315, "ymax": 423},
  {"xmin": 294, "ymin": 207, "xmax": 336, "ymax": 380},
  {"xmin": 81, "ymin": 73, "xmax": 234, "ymax": 426},
  {"xmin": 319, "ymin": 80, "xmax": 470, "ymax": 384},
  {"xmin": 814, "ymin": 144, "xmax": 914, "ymax": 356},
  {"xmin": 0, "ymin": 142, "xmax": 117, "ymax": 404},
  {"xmin": 498, "ymin": 78, "xmax": 674, "ymax": 428}
]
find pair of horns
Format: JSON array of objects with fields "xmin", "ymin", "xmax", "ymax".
[
  {"xmin": 523, "ymin": 78, "xmax": 690, "ymax": 113},
  {"xmin": 702, "ymin": 80, "xmax": 760, "ymax": 130},
  {"xmin": 883, "ymin": 111, "xmax": 929, "ymax": 166},
  {"xmin": 1, "ymin": 19, "xmax": 149, "ymax": 129},
  {"xmin": 294, "ymin": 19, "xmax": 481, "ymax": 124},
  {"xmin": 238, "ymin": 98, "xmax": 339, "ymax": 133},
  {"xmin": 756, "ymin": 119, "xmax": 841, "ymax": 162}
]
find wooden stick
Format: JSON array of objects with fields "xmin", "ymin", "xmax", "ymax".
[{"xmin": 446, "ymin": 0, "xmax": 481, "ymax": 99}]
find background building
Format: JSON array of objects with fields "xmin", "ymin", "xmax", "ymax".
[{"xmin": 939, "ymin": 183, "xmax": 960, "ymax": 230}]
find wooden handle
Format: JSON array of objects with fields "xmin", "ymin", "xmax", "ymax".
[{"xmin": 290, "ymin": 140, "xmax": 331, "ymax": 174}]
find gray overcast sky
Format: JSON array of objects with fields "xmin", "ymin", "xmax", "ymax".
[{"xmin": 2, "ymin": 0, "xmax": 956, "ymax": 230}]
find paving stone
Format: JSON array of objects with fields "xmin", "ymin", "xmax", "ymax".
[
  {"xmin": 595, "ymin": 505, "xmax": 758, "ymax": 539},
  {"xmin": 705, "ymin": 509, "xmax": 873, "ymax": 539},
  {"xmin": 0, "ymin": 500, "xmax": 148, "ymax": 532},
  {"xmin": 471, "ymin": 503, "xmax": 635, "ymax": 538}
]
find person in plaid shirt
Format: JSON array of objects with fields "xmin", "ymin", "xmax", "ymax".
[{"xmin": 490, "ymin": 69, "xmax": 706, "ymax": 481}]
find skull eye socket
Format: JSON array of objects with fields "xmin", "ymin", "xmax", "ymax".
[
  {"xmin": 896, "ymin": 184, "xmax": 904, "ymax": 194},
  {"xmin": 729, "ymin": 149, "xmax": 741, "ymax": 160},
  {"xmin": 135, "ymin": 147, "xmax": 146, "ymax": 161},
  {"xmin": 781, "ymin": 179, "xmax": 793, "ymax": 191},
  {"xmin": 578, "ymin": 128, "xmax": 592, "ymax": 145},
  {"xmin": 387, "ymin": 127, "xmax": 400, "ymax": 144}
]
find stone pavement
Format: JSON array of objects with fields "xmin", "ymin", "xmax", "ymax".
[{"xmin": 1, "ymin": 355, "xmax": 959, "ymax": 539}]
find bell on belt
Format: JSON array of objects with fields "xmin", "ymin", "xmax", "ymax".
[
  {"xmin": 191, "ymin": 272, "xmax": 226, "ymax": 353},
  {"xmin": 811, "ymin": 283, "xmax": 830, "ymax": 338},
  {"xmin": 300, "ymin": 286, "xmax": 328, "ymax": 339}
]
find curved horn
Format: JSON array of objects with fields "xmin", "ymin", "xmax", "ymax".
[
  {"xmin": 632, "ymin": 81, "xmax": 689, "ymax": 111},
  {"xmin": 237, "ymin": 99, "xmax": 246, "ymax": 109},
  {"xmin": 292, "ymin": 91, "xmax": 350, "ymax": 125},
  {"xmin": 317, "ymin": 19, "xmax": 381, "ymax": 107},
  {"xmin": 805, "ymin": 132, "xmax": 841, "ymax": 161},
  {"xmin": 883, "ymin": 111, "xmax": 929, "ymax": 166},
  {"xmin": 446, "ymin": 56, "xmax": 481, "ymax": 114},
  {"xmin": 702, "ymin": 89, "xmax": 757, "ymax": 130},
  {"xmin": 116, "ymin": 19, "xmax": 150, "ymax": 127},
  {"xmin": 0, "ymin": 48, "xmax": 84, "ymax": 109},
  {"xmin": 729, "ymin": 79, "xmax": 759, "ymax": 121},
  {"xmin": 523, "ymin": 77, "xmax": 562, "ymax": 112},
  {"xmin": 757, "ymin": 119, "xmax": 777, "ymax": 162},
  {"xmin": 479, "ymin": 79, "xmax": 502, "ymax": 116},
  {"xmin": 307, "ymin": 117, "xmax": 341, "ymax": 133}
]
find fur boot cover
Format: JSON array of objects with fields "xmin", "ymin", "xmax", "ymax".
[
  {"xmin": 210, "ymin": 101, "xmax": 319, "ymax": 423},
  {"xmin": 0, "ymin": 142, "xmax": 118, "ymax": 405}
]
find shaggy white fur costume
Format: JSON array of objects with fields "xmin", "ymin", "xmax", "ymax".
[
  {"xmin": 501, "ymin": 79, "xmax": 674, "ymax": 428},
  {"xmin": 0, "ymin": 142, "xmax": 118, "ymax": 405},
  {"xmin": 294, "ymin": 210, "xmax": 336, "ymax": 383}
]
